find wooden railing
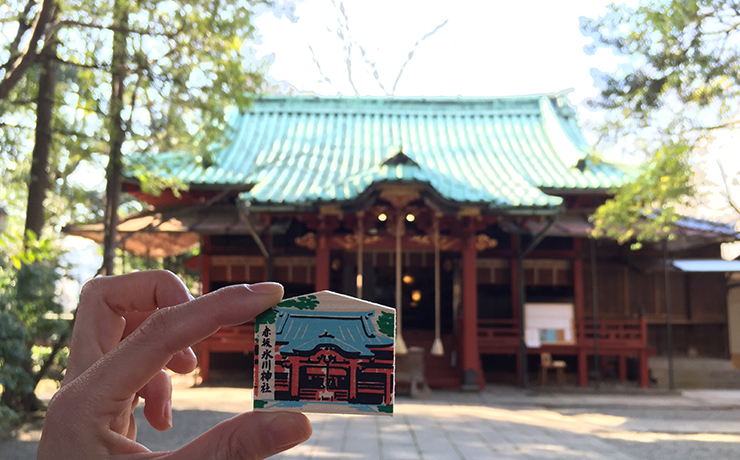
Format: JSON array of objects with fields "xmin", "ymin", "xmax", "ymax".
[
  {"xmin": 477, "ymin": 319, "xmax": 519, "ymax": 353},
  {"xmin": 197, "ymin": 324, "xmax": 254, "ymax": 383},
  {"xmin": 477, "ymin": 318, "xmax": 648, "ymax": 354},
  {"xmin": 477, "ymin": 318, "xmax": 653, "ymax": 387},
  {"xmin": 581, "ymin": 319, "xmax": 647, "ymax": 349}
]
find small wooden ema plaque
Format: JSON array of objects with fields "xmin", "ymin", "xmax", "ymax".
[{"xmin": 253, "ymin": 291, "xmax": 395, "ymax": 416}]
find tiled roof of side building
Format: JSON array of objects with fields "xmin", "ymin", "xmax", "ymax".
[{"xmin": 124, "ymin": 94, "xmax": 632, "ymax": 211}]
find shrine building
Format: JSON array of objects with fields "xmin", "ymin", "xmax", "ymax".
[
  {"xmin": 69, "ymin": 94, "xmax": 740, "ymax": 389},
  {"xmin": 271, "ymin": 307, "xmax": 393, "ymax": 405}
]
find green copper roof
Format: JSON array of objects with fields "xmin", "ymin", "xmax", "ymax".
[{"xmin": 126, "ymin": 94, "xmax": 630, "ymax": 211}]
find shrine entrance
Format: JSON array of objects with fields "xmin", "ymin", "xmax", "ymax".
[
  {"xmin": 299, "ymin": 362, "xmax": 350, "ymax": 402},
  {"xmin": 370, "ymin": 260, "xmax": 456, "ymax": 334}
]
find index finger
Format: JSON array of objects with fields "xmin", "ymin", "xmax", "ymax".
[
  {"xmin": 64, "ymin": 271, "xmax": 193, "ymax": 384},
  {"xmin": 86, "ymin": 282, "xmax": 284, "ymax": 400}
]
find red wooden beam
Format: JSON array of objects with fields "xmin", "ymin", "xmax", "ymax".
[
  {"xmin": 200, "ymin": 235, "xmax": 212, "ymax": 294},
  {"xmin": 315, "ymin": 221, "xmax": 331, "ymax": 291},
  {"xmin": 461, "ymin": 229, "xmax": 482, "ymax": 389},
  {"xmin": 573, "ymin": 254, "xmax": 588, "ymax": 387},
  {"xmin": 122, "ymin": 182, "xmax": 239, "ymax": 206}
]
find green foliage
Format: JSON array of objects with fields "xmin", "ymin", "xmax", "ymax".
[
  {"xmin": 591, "ymin": 144, "xmax": 694, "ymax": 249},
  {"xmin": 0, "ymin": 310, "xmax": 34, "ymax": 396},
  {"xmin": 12, "ymin": 261, "xmax": 68, "ymax": 343},
  {"xmin": 277, "ymin": 295, "xmax": 319, "ymax": 310},
  {"xmin": 0, "ymin": 230, "xmax": 56, "ymax": 269},
  {"xmin": 255, "ymin": 307, "xmax": 277, "ymax": 327},
  {"xmin": 582, "ymin": 0, "xmax": 740, "ymax": 243},
  {"xmin": 134, "ymin": 170, "xmax": 189, "ymax": 199},
  {"xmin": 582, "ymin": 0, "xmax": 740, "ymax": 139},
  {"xmin": 1, "ymin": 0, "xmax": 288, "ymax": 248},
  {"xmin": 377, "ymin": 404, "xmax": 393, "ymax": 414},
  {"xmin": 0, "ymin": 241, "xmax": 69, "ymax": 425},
  {"xmin": 253, "ymin": 399, "xmax": 267, "ymax": 408},
  {"xmin": 0, "ymin": 402, "xmax": 21, "ymax": 432},
  {"xmin": 32, "ymin": 346, "xmax": 69, "ymax": 382},
  {"xmin": 377, "ymin": 311, "xmax": 394, "ymax": 338}
]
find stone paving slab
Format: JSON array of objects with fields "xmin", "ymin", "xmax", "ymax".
[{"xmin": 5, "ymin": 386, "xmax": 740, "ymax": 459}]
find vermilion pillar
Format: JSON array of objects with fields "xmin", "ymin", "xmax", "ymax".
[
  {"xmin": 461, "ymin": 232, "xmax": 482, "ymax": 389},
  {"xmin": 510, "ymin": 256, "xmax": 521, "ymax": 385},
  {"xmin": 289, "ymin": 357, "xmax": 300, "ymax": 397},
  {"xmin": 200, "ymin": 235, "xmax": 211, "ymax": 295},
  {"xmin": 200, "ymin": 254, "xmax": 211, "ymax": 295},
  {"xmin": 574, "ymin": 255, "xmax": 588, "ymax": 387},
  {"xmin": 315, "ymin": 230, "xmax": 330, "ymax": 291}
]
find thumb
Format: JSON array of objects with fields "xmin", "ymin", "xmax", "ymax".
[{"xmin": 165, "ymin": 411, "xmax": 312, "ymax": 460}]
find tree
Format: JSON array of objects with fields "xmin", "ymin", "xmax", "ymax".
[
  {"xmin": 2, "ymin": 0, "xmax": 108, "ymax": 240},
  {"xmin": 3, "ymin": 0, "xmax": 294, "ymax": 273},
  {"xmin": 100, "ymin": 0, "xmax": 129, "ymax": 275},
  {"xmin": 582, "ymin": 0, "xmax": 740, "ymax": 246},
  {"xmin": 0, "ymin": 0, "xmax": 56, "ymax": 100},
  {"xmin": 0, "ymin": 0, "xmax": 293, "ymax": 422},
  {"xmin": 70, "ymin": 0, "xmax": 278, "ymax": 274},
  {"xmin": 0, "ymin": 234, "xmax": 68, "ymax": 420},
  {"xmin": 24, "ymin": 41, "xmax": 57, "ymax": 240}
]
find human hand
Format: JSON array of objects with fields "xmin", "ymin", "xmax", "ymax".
[{"xmin": 37, "ymin": 270, "xmax": 312, "ymax": 459}]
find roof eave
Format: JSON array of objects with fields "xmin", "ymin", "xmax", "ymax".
[{"xmin": 539, "ymin": 187, "xmax": 614, "ymax": 196}]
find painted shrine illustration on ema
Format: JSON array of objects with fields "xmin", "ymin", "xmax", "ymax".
[{"xmin": 253, "ymin": 291, "xmax": 395, "ymax": 415}]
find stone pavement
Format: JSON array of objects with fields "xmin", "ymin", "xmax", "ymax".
[
  {"xmin": 4, "ymin": 385, "xmax": 740, "ymax": 459},
  {"xmin": 261, "ymin": 388, "xmax": 740, "ymax": 460}
]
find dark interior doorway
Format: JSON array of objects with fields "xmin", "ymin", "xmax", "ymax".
[{"xmin": 366, "ymin": 253, "xmax": 455, "ymax": 333}]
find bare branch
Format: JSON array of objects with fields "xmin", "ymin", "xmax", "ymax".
[
  {"xmin": 0, "ymin": 121, "xmax": 35, "ymax": 131},
  {"xmin": 696, "ymin": 119, "xmax": 740, "ymax": 131},
  {"xmin": 45, "ymin": 19, "xmax": 181, "ymax": 40},
  {"xmin": 123, "ymin": 72, "xmax": 142, "ymax": 134},
  {"xmin": 334, "ymin": 2, "xmax": 359, "ymax": 96},
  {"xmin": 8, "ymin": 0, "xmax": 37, "ymax": 53},
  {"xmin": 717, "ymin": 159, "xmax": 740, "ymax": 215},
  {"xmin": 356, "ymin": 43, "xmax": 389, "ymax": 96},
  {"xmin": 334, "ymin": 0, "xmax": 383, "ymax": 96},
  {"xmin": 52, "ymin": 55, "xmax": 109, "ymax": 71},
  {"xmin": 391, "ymin": 19, "xmax": 448, "ymax": 94},
  {"xmin": 307, "ymin": 44, "xmax": 335, "ymax": 90},
  {"xmin": 0, "ymin": 0, "xmax": 55, "ymax": 100},
  {"xmin": 54, "ymin": 128, "xmax": 103, "ymax": 140}
]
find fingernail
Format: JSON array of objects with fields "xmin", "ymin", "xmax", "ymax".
[
  {"xmin": 247, "ymin": 282, "xmax": 284, "ymax": 295},
  {"xmin": 164, "ymin": 400, "xmax": 172, "ymax": 429},
  {"xmin": 181, "ymin": 346, "xmax": 196, "ymax": 361},
  {"xmin": 267, "ymin": 413, "xmax": 311, "ymax": 449}
]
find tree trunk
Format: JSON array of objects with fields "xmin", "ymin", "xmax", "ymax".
[
  {"xmin": 24, "ymin": 44, "xmax": 57, "ymax": 240},
  {"xmin": 5, "ymin": 41, "xmax": 60, "ymax": 416},
  {"xmin": 101, "ymin": 0, "xmax": 129, "ymax": 276}
]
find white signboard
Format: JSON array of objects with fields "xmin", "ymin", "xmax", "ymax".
[{"xmin": 524, "ymin": 302, "xmax": 575, "ymax": 348}]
